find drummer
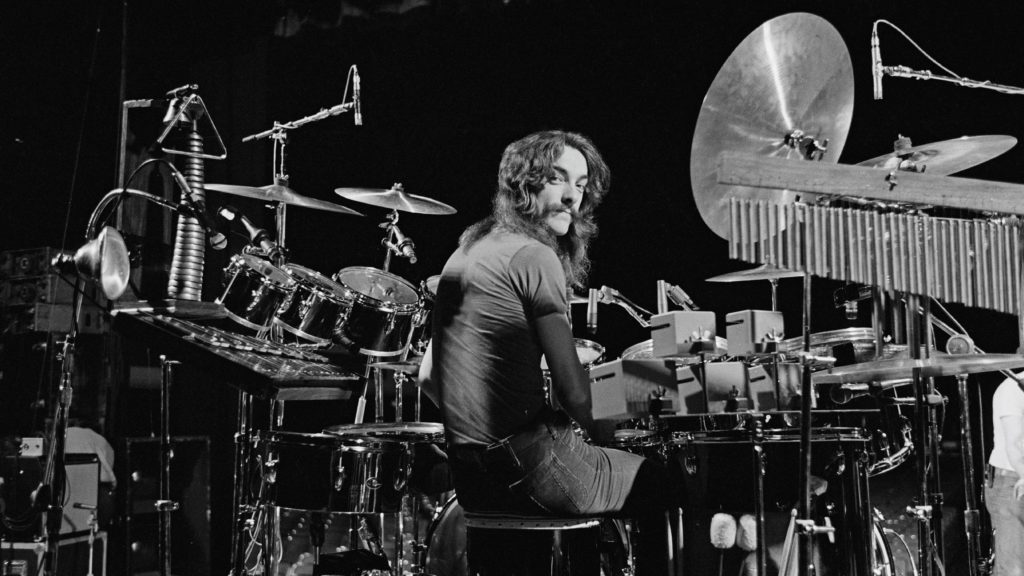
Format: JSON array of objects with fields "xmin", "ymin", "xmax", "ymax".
[{"xmin": 418, "ymin": 130, "xmax": 674, "ymax": 575}]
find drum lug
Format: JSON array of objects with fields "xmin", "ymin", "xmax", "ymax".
[
  {"xmin": 385, "ymin": 311, "xmax": 397, "ymax": 335},
  {"xmin": 264, "ymin": 455, "xmax": 279, "ymax": 485},
  {"xmin": 334, "ymin": 462, "xmax": 347, "ymax": 492}
]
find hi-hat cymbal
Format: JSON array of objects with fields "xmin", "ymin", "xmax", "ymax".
[
  {"xmin": 368, "ymin": 356, "xmax": 423, "ymax": 373},
  {"xmin": 205, "ymin": 183, "xmax": 365, "ymax": 216},
  {"xmin": 706, "ymin": 264, "xmax": 804, "ymax": 283},
  {"xmin": 690, "ymin": 12, "xmax": 855, "ymax": 240},
  {"xmin": 813, "ymin": 353, "xmax": 1024, "ymax": 385},
  {"xmin": 335, "ymin": 184, "xmax": 457, "ymax": 215},
  {"xmin": 855, "ymin": 135, "xmax": 1017, "ymax": 176}
]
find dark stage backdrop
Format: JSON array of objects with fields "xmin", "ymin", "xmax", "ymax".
[{"xmin": 4, "ymin": 0, "xmax": 1024, "ymax": 572}]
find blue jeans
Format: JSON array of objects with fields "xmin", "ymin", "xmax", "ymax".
[
  {"xmin": 986, "ymin": 469, "xmax": 1024, "ymax": 576},
  {"xmin": 450, "ymin": 409, "xmax": 647, "ymax": 516}
]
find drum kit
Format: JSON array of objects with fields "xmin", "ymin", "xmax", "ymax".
[{"xmin": 107, "ymin": 11, "xmax": 1024, "ymax": 576}]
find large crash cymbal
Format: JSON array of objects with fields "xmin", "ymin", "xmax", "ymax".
[
  {"xmin": 335, "ymin": 184, "xmax": 457, "ymax": 215},
  {"xmin": 690, "ymin": 12, "xmax": 855, "ymax": 240},
  {"xmin": 205, "ymin": 183, "xmax": 365, "ymax": 216},
  {"xmin": 706, "ymin": 264, "xmax": 804, "ymax": 283},
  {"xmin": 813, "ymin": 353, "xmax": 1024, "ymax": 385},
  {"xmin": 855, "ymin": 135, "xmax": 1016, "ymax": 175}
]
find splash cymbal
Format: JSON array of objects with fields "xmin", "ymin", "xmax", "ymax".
[
  {"xmin": 205, "ymin": 183, "xmax": 365, "ymax": 216},
  {"xmin": 706, "ymin": 264, "xmax": 804, "ymax": 283},
  {"xmin": 690, "ymin": 12, "xmax": 855, "ymax": 240},
  {"xmin": 335, "ymin": 184, "xmax": 457, "ymax": 215},
  {"xmin": 855, "ymin": 135, "xmax": 1016, "ymax": 175}
]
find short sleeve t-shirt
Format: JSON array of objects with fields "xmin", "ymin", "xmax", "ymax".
[
  {"xmin": 988, "ymin": 376, "xmax": 1024, "ymax": 471},
  {"xmin": 433, "ymin": 229, "xmax": 568, "ymax": 447}
]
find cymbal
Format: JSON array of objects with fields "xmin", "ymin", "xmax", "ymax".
[
  {"xmin": 855, "ymin": 135, "xmax": 1016, "ymax": 176},
  {"xmin": 335, "ymin": 184, "xmax": 457, "ymax": 215},
  {"xmin": 205, "ymin": 183, "xmax": 365, "ymax": 216},
  {"xmin": 706, "ymin": 264, "xmax": 804, "ymax": 283},
  {"xmin": 813, "ymin": 353, "xmax": 1024, "ymax": 385},
  {"xmin": 690, "ymin": 12, "xmax": 854, "ymax": 239}
]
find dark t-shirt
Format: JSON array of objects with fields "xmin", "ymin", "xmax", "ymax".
[{"xmin": 433, "ymin": 229, "xmax": 567, "ymax": 447}]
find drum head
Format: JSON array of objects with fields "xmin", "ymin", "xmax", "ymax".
[
  {"xmin": 323, "ymin": 421, "xmax": 444, "ymax": 443},
  {"xmin": 283, "ymin": 264, "xmax": 346, "ymax": 297},
  {"xmin": 236, "ymin": 253, "xmax": 293, "ymax": 287},
  {"xmin": 423, "ymin": 275, "xmax": 441, "ymax": 299},
  {"xmin": 335, "ymin": 267, "xmax": 420, "ymax": 308},
  {"xmin": 621, "ymin": 337, "xmax": 728, "ymax": 361}
]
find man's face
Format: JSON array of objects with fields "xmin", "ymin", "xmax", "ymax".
[{"xmin": 536, "ymin": 146, "xmax": 588, "ymax": 236}]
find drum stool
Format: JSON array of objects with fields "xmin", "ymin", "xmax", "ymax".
[{"xmin": 463, "ymin": 511, "xmax": 602, "ymax": 576}]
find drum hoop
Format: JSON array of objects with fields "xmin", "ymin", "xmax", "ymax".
[
  {"xmin": 232, "ymin": 253, "xmax": 294, "ymax": 288},
  {"xmin": 324, "ymin": 422, "xmax": 444, "ymax": 443},
  {"xmin": 334, "ymin": 266, "xmax": 421, "ymax": 311},
  {"xmin": 673, "ymin": 426, "xmax": 868, "ymax": 444},
  {"xmin": 257, "ymin": 430, "xmax": 339, "ymax": 448}
]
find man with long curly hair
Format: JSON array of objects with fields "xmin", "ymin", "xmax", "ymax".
[{"xmin": 420, "ymin": 130, "xmax": 671, "ymax": 574}]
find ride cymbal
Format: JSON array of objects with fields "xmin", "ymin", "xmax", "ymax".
[
  {"xmin": 690, "ymin": 12, "xmax": 855, "ymax": 239},
  {"xmin": 813, "ymin": 353, "xmax": 1024, "ymax": 385},
  {"xmin": 335, "ymin": 184, "xmax": 457, "ymax": 215},
  {"xmin": 855, "ymin": 135, "xmax": 1016, "ymax": 176},
  {"xmin": 205, "ymin": 183, "xmax": 365, "ymax": 216}
]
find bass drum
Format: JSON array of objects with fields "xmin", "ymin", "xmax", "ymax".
[{"xmin": 673, "ymin": 427, "xmax": 885, "ymax": 576}]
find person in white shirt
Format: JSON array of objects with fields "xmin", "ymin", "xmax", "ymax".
[{"xmin": 985, "ymin": 376, "xmax": 1024, "ymax": 575}]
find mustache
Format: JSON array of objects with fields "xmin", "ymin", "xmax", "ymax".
[{"xmin": 537, "ymin": 203, "xmax": 579, "ymax": 221}]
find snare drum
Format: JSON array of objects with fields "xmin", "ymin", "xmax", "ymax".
[
  {"xmin": 275, "ymin": 264, "xmax": 349, "ymax": 344},
  {"xmin": 218, "ymin": 254, "xmax": 295, "ymax": 330},
  {"xmin": 673, "ymin": 427, "xmax": 879, "ymax": 576},
  {"xmin": 541, "ymin": 338, "xmax": 605, "ymax": 372},
  {"xmin": 332, "ymin": 267, "xmax": 422, "ymax": 356}
]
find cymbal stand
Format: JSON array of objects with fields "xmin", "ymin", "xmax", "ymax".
[
  {"xmin": 157, "ymin": 357, "xmax": 182, "ymax": 576},
  {"xmin": 229, "ymin": 391, "xmax": 255, "ymax": 576},
  {"xmin": 904, "ymin": 294, "xmax": 943, "ymax": 576},
  {"xmin": 795, "ymin": 272, "xmax": 830, "ymax": 576}
]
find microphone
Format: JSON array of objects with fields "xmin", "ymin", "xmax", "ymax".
[
  {"xmin": 165, "ymin": 83, "xmax": 198, "ymax": 98},
  {"xmin": 667, "ymin": 284, "xmax": 699, "ymax": 310},
  {"xmin": 389, "ymin": 224, "xmax": 417, "ymax": 263},
  {"xmin": 352, "ymin": 67, "xmax": 363, "ymax": 126},
  {"xmin": 168, "ymin": 166, "xmax": 226, "ymax": 250},
  {"xmin": 872, "ymin": 28, "xmax": 883, "ymax": 100},
  {"xmin": 586, "ymin": 288, "xmax": 599, "ymax": 335},
  {"xmin": 217, "ymin": 205, "xmax": 282, "ymax": 260}
]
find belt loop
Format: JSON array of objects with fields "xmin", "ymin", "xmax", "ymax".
[{"xmin": 986, "ymin": 464, "xmax": 995, "ymax": 488}]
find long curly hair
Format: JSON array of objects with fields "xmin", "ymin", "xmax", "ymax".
[{"xmin": 460, "ymin": 130, "xmax": 610, "ymax": 288}]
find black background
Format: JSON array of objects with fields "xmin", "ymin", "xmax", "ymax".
[{"xmin": 4, "ymin": 1, "xmax": 1024, "ymax": 572}]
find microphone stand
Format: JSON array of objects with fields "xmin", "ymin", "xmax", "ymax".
[
  {"xmin": 882, "ymin": 65, "xmax": 1024, "ymax": 95},
  {"xmin": 34, "ymin": 279, "xmax": 83, "ymax": 576}
]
